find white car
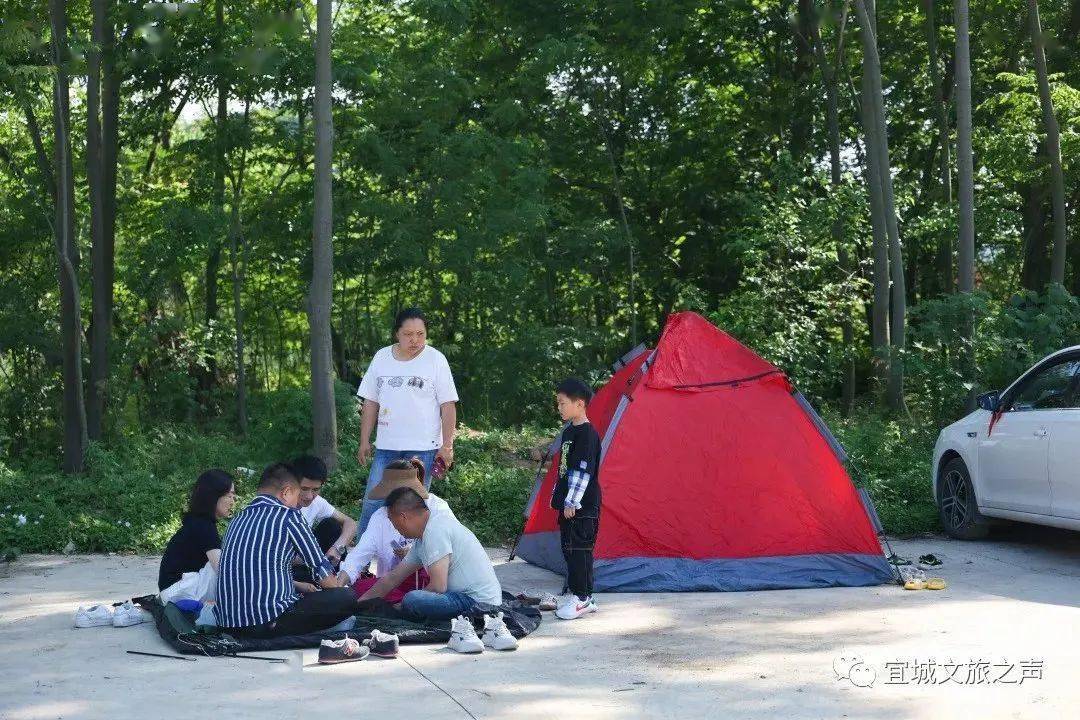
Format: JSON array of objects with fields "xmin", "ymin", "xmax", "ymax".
[{"xmin": 933, "ymin": 346, "xmax": 1080, "ymax": 538}]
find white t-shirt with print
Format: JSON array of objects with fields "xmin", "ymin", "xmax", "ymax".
[
  {"xmin": 299, "ymin": 495, "xmax": 335, "ymax": 528},
  {"xmin": 356, "ymin": 345, "xmax": 459, "ymax": 451}
]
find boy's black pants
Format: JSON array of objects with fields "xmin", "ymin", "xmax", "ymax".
[{"xmin": 559, "ymin": 514, "xmax": 598, "ymax": 599}]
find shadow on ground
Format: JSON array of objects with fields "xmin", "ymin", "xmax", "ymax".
[{"xmin": 2, "ymin": 532, "xmax": 1079, "ymax": 719}]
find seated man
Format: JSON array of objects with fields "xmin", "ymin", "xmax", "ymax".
[
  {"xmin": 215, "ymin": 462, "xmax": 357, "ymax": 638},
  {"xmin": 293, "ymin": 454, "xmax": 357, "ymax": 559},
  {"xmin": 291, "ymin": 454, "xmax": 358, "ymax": 592},
  {"xmin": 334, "ymin": 458, "xmax": 453, "ymax": 601},
  {"xmin": 356, "ymin": 486, "xmax": 502, "ymax": 620}
]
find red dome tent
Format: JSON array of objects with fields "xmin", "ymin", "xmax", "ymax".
[{"xmin": 516, "ymin": 312, "xmax": 894, "ymax": 592}]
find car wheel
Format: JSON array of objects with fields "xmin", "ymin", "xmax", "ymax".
[{"xmin": 937, "ymin": 457, "xmax": 990, "ymax": 539}]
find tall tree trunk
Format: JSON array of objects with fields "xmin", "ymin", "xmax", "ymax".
[
  {"xmin": 310, "ymin": 0, "xmax": 338, "ymax": 469},
  {"xmin": 955, "ymin": 0, "xmax": 975, "ymax": 294},
  {"xmin": 51, "ymin": 0, "xmax": 88, "ymax": 473},
  {"xmin": 1021, "ymin": 181, "xmax": 1052, "ymax": 290},
  {"xmin": 229, "ymin": 101, "xmax": 251, "ymax": 435},
  {"xmin": 101, "ymin": 0, "xmax": 119, "ymax": 419},
  {"xmin": 812, "ymin": 0, "xmax": 855, "ymax": 414},
  {"xmin": 857, "ymin": 0, "xmax": 906, "ymax": 411},
  {"xmin": 923, "ymin": 0, "xmax": 954, "ymax": 293},
  {"xmin": 23, "ymin": 105, "xmax": 57, "ymax": 203},
  {"xmin": 87, "ymin": 0, "xmax": 116, "ymax": 441},
  {"xmin": 1028, "ymin": 0, "xmax": 1067, "ymax": 286},
  {"xmin": 203, "ymin": 0, "xmax": 228, "ymax": 394},
  {"xmin": 954, "ymin": 0, "xmax": 977, "ymax": 409},
  {"xmin": 858, "ymin": 0, "xmax": 891, "ymax": 391}
]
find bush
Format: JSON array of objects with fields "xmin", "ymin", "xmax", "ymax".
[
  {"xmin": 436, "ymin": 427, "xmax": 544, "ymax": 545},
  {"xmin": 0, "ymin": 384, "xmax": 548, "ymax": 553},
  {"xmin": 824, "ymin": 405, "xmax": 939, "ymax": 536},
  {"xmin": 905, "ymin": 286, "xmax": 1080, "ymax": 427}
]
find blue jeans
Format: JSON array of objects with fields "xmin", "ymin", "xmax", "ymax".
[
  {"xmin": 401, "ymin": 590, "xmax": 479, "ymax": 621},
  {"xmin": 358, "ymin": 448, "xmax": 437, "ymax": 537}
]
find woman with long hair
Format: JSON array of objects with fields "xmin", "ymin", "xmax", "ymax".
[{"xmin": 158, "ymin": 469, "xmax": 236, "ymax": 599}]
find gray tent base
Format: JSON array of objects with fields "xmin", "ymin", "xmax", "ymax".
[{"xmin": 515, "ymin": 532, "xmax": 895, "ymax": 593}]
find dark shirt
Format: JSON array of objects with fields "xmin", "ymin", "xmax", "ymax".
[
  {"xmin": 215, "ymin": 494, "xmax": 334, "ymax": 628},
  {"xmin": 158, "ymin": 513, "xmax": 221, "ymax": 590},
  {"xmin": 550, "ymin": 421, "xmax": 602, "ymax": 517}
]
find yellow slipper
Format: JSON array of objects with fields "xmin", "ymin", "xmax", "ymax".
[
  {"xmin": 903, "ymin": 579, "xmax": 926, "ymax": 590},
  {"xmin": 925, "ymin": 578, "xmax": 946, "ymax": 590}
]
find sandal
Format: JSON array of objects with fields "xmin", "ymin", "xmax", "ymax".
[
  {"xmin": 925, "ymin": 577, "xmax": 946, "ymax": 590},
  {"xmin": 903, "ymin": 579, "xmax": 926, "ymax": 591}
]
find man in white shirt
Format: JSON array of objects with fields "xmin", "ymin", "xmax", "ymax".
[
  {"xmin": 291, "ymin": 456, "xmax": 357, "ymax": 593},
  {"xmin": 354, "ymin": 309, "xmax": 459, "ymax": 536},
  {"xmin": 333, "ymin": 462, "xmax": 456, "ymax": 602}
]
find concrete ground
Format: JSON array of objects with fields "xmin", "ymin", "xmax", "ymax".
[{"xmin": 2, "ymin": 526, "xmax": 1079, "ymax": 720}]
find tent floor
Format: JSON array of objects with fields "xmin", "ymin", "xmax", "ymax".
[{"xmin": 3, "ymin": 537, "xmax": 1080, "ymax": 719}]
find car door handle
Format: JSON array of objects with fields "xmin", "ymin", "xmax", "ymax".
[{"xmin": 1034, "ymin": 428, "xmax": 1048, "ymax": 437}]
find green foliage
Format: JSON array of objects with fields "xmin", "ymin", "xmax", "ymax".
[
  {"xmin": 435, "ymin": 427, "xmax": 543, "ymax": 545},
  {"xmin": 825, "ymin": 405, "xmax": 939, "ymax": 537},
  {"xmin": 904, "ymin": 286, "xmax": 1080, "ymax": 426},
  {"xmin": 0, "ymin": 384, "xmax": 547, "ymax": 553},
  {"xmin": 712, "ymin": 168, "xmax": 868, "ymax": 402},
  {"xmin": 3, "ymin": 0, "xmax": 1080, "ymax": 546}
]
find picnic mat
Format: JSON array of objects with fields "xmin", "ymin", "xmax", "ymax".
[{"xmin": 134, "ymin": 593, "xmax": 542, "ymax": 656}]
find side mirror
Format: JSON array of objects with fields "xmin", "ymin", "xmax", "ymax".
[{"xmin": 977, "ymin": 391, "xmax": 1001, "ymax": 412}]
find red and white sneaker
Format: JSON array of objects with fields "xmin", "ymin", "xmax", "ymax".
[{"xmin": 555, "ymin": 596, "xmax": 598, "ymax": 620}]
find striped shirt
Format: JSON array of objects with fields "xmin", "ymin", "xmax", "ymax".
[{"xmin": 215, "ymin": 494, "xmax": 334, "ymax": 628}]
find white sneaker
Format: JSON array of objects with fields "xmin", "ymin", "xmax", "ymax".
[
  {"xmin": 447, "ymin": 615, "xmax": 484, "ymax": 654},
  {"xmin": 481, "ymin": 612, "xmax": 518, "ymax": 651},
  {"xmin": 555, "ymin": 596, "xmax": 598, "ymax": 620},
  {"xmin": 112, "ymin": 600, "xmax": 152, "ymax": 627},
  {"xmin": 75, "ymin": 604, "xmax": 114, "ymax": 628}
]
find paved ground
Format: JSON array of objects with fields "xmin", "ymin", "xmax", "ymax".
[{"xmin": 2, "ymin": 526, "xmax": 1079, "ymax": 720}]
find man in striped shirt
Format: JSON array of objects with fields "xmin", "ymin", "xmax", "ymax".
[{"xmin": 215, "ymin": 462, "xmax": 358, "ymax": 637}]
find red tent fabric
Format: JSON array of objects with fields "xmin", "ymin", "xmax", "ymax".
[{"xmin": 516, "ymin": 312, "xmax": 892, "ymax": 592}]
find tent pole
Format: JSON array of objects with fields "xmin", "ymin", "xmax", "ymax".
[
  {"xmin": 508, "ymin": 436, "xmax": 560, "ymax": 561},
  {"xmin": 848, "ymin": 463, "xmax": 905, "ymax": 586}
]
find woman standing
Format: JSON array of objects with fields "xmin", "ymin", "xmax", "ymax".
[{"xmin": 355, "ymin": 308, "xmax": 458, "ymax": 535}]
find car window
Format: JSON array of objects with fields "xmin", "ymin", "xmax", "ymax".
[{"xmin": 1009, "ymin": 359, "xmax": 1080, "ymax": 411}]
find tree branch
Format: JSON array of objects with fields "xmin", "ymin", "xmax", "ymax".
[{"xmin": 22, "ymin": 104, "xmax": 57, "ymax": 203}]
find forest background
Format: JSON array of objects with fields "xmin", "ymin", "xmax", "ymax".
[{"xmin": 1, "ymin": 0, "xmax": 1077, "ymax": 555}]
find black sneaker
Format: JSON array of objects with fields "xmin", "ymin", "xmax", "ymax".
[
  {"xmin": 318, "ymin": 635, "xmax": 370, "ymax": 664},
  {"xmin": 363, "ymin": 629, "xmax": 399, "ymax": 659}
]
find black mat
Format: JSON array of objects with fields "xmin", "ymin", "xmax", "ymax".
[{"xmin": 134, "ymin": 593, "xmax": 542, "ymax": 657}]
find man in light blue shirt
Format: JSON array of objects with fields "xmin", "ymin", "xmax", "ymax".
[{"xmin": 356, "ymin": 487, "xmax": 501, "ymax": 620}]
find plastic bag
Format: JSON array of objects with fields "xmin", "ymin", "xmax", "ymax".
[{"xmin": 159, "ymin": 563, "xmax": 218, "ymax": 604}]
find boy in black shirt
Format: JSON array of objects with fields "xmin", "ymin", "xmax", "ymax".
[{"xmin": 551, "ymin": 378, "xmax": 602, "ymax": 620}]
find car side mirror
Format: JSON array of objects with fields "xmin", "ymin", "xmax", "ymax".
[{"xmin": 977, "ymin": 391, "xmax": 1001, "ymax": 412}]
